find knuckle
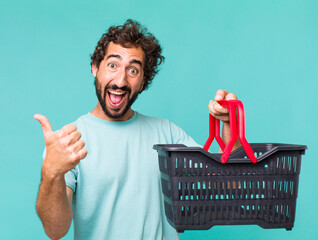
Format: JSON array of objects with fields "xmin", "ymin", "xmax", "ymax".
[
  {"xmin": 70, "ymin": 124, "xmax": 77, "ymax": 130},
  {"xmin": 77, "ymin": 131, "xmax": 82, "ymax": 139},
  {"xmin": 214, "ymin": 103, "xmax": 222, "ymax": 111},
  {"xmin": 227, "ymin": 93, "xmax": 237, "ymax": 100},
  {"xmin": 210, "ymin": 109, "xmax": 217, "ymax": 116},
  {"xmin": 209, "ymin": 105, "xmax": 215, "ymax": 114},
  {"xmin": 211, "ymin": 104, "xmax": 218, "ymax": 113},
  {"xmin": 57, "ymin": 139, "xmax": 66, "ymax": 148},
  {"xmin": 79, "ymin": 140, "xmax": 85, "ymax": 147},
  {"xmin": 82, "ymin": 149, "xmax": 88, "ymax": 157},
  {"xmin": 62, "ymin": 138, "xmax": 71, "ymax": 147},
  {"xmin": 66, "ymin": 146, "xmax": 73, "ymax": 154},
  {"xmin": 216, "ymin": 89, "xmax": 223, "ymax": 93},
  {"xmin": 57, "ymin": 130, "xmax": 65, "ymax": 139},
  {"xmin": 60, "ymin": 142, "xmax": 67, "ymax": 149},
  {"xmin": 79, "ymin": 149, "xmax": 87, "ymax": 159},
  {"xmin": 210, "ymin": 113, "xmax": 216, "ymax": 118},
  {"xmin": 71, "ymin": 131, "xmax": 81, "ymax": 140},
  {"xmin": 70, "ymin": 154, "xmax": 78, "ymax": 162},
  {"xmin": 63, "ymin": 124, "xmax": 77, "ymax": 131},
  {"xmin": 210, "ymin": 109, "xmax": 218, "ymax": 117},
  {"xmin": 61, "ymin": 124, "xmax": 69, "ymax": 131}
]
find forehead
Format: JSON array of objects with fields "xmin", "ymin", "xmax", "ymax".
[{"xmin": 105, "ymin": 42, "xmax": 145, "ymax": 63}]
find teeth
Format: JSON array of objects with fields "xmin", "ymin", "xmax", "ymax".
[{"xmin": 108, "ymin": 90, "xmax": 125, "ymax": 95}]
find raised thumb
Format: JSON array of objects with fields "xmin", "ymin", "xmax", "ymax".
[{"xmin": 34, "ymin": 114, "xmax": 53, "ymax": 139}]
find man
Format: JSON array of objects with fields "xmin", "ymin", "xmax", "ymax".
[{"xmin": 35, "ymin": 19, "xmax": 240, "ymax": 240}]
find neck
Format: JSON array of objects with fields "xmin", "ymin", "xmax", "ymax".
[{"xmin": 91, "ymin": 103, "xmax": 134, "ymax": 122}]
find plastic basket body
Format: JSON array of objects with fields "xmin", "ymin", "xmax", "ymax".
[{"xmin": 154, "ymin": 143, "xmax": 306, "ymax": 232}]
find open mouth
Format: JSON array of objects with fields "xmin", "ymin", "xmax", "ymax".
[{"xmin": 107, "ymin": 89, "xmax": 128, "ymax": 108}]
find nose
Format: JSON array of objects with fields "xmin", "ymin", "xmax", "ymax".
[{"xmin": 112, "ymin": 68, "xmax": 128, "ymax": 88}]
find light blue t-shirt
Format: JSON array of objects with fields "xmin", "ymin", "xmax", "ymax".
[{"xmin": 65, "ymin": 112, "xmax": 200, "ymax": 240}]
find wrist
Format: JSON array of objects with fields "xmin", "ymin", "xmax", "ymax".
[
  {"xmin": 222, "ymin": 121, "xmax": 230, "ymax": 132},
  {"xmin": 41, "ymin": 164, "xmax": 65, "ymax": 182}
]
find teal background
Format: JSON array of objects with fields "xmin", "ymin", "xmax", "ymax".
[{"xmin": 0, "ymin": 0, "xmax": 317, "ymax": 239}]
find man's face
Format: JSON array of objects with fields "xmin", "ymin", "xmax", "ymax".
[{"xmin": 92, "ymin": 42, "xmax": 145, "ymax": 120}]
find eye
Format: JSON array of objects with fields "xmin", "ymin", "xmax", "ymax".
[
  {"xmin": 129, "ymin": 68, "xmax": 139, "ymax": 75},
  {"xmin": 108, "ymin": 63, "xmax": 117, "ymax": 68}
]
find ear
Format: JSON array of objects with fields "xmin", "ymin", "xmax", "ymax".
[
  {"xmin": 91, "ymin": 62, "xmax": 98, "ymax": 78},
  {"xmin": 139, "ymin": 80, "xmax": 145, "ymax": 93}
]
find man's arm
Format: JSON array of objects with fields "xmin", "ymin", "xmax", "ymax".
[
  {"xmin": 36, "ymin": 176, "xmax": 74, "ymax": 240},
  {"xmin": 208, "ymin": 89, "xmax": 242, "ymax": 152},
  {"xmin": 34, "ymin": 114, "xmax": 87, "ymax": 239}
]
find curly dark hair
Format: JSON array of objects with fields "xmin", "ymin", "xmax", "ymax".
[{"xmin": 91, "ymin": 19, "xmax": 165, "ymax": 92}]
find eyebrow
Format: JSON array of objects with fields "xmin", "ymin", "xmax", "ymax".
[
  {"xmin": 106, "ymin": 54, "xmax": 121, "ymax": 60},
  {"xmin": 106, "ymin": 54, "xmax": 143, "ymax": 67},
  {"xmin": 129, "ymin": 59, "xmax": 142, "ymax": 67}
]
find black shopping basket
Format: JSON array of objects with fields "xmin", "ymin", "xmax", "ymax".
[{"xmin": 153, "ymin": 100, "xmax": 307, "ymax": 232}]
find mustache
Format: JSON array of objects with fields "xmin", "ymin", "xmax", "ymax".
[
  {"xmin": 105, "ymin": 84, "xmax": 131, "ymax": 93},
  {"xmin": 103, "ymin": 84, "xmax": 131, "ymax": 99}
]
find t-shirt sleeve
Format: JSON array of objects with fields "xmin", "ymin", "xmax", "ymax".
[
  {"xmin": 169, "ymin": 121, "xmax": 202, "ymax": 147},
  {"xmin": 42, "ymin": 147, "xmax": 78, "ymax": 192},
  {"xmin": 65, "ymin": 167, "xmax": 78, "ymax": 192}
]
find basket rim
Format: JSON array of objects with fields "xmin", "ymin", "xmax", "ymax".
[{"xmin": 153, "ymin": 143, "xmax": 307, "ymax": 164}]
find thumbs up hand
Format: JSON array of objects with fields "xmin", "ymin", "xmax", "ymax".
[{"xmin": 34, "ymin": 114, "xmax": 87, "ymax": 178}]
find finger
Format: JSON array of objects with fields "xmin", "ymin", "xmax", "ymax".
[
  {"xmin": 55, "ymin": 125, "xmax": 78, "ymax": 139},
  {"xmin": 73, "ymin": 140, "xmax": 85, "ymax": 152},
  {"xmin": 69, "ymin": 131, "xmax": 82, "ymax": 144},
  {"xmin": 34, "ymin": 114, "xmax": 53, "ymax": 140},
  {"xmin": 214, "ymin": 101, "xmax": 229, "ymax": 114},
  {"xmin": 209, "ymin": 100, "xmax": 228, "ymax": 115},
  {"xmin": 214, "ymin": 89, "xmax": 229, "ymax": 101},
  {"xmin": 225, "ymin": 92, "xmax": 237, "ymax": 100},
  {"xmin": 60, "ymin": 131, "xmax": 81, "ymax": 146},
  {"xmin": 61, "ymin": 124, "xmax": 77, "ymax": 136},
  {"xmin": 77, "ymin": 148, "xmax": 87, "ymax": 160},
  {"xmin": 214, "ymin": 115, "xmax": 230, "ymax": 122}
]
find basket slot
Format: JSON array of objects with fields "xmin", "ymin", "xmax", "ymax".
[
  {"xmin": 274, "ymin": 205, "xmax": 280, "ymax": 223},
  {"xmin": 287, "ymin": 157, "xmax": 291, "ymax": 172},
  {"xmin": 284, "ymin": 180, "xmax": 288, "ymax": 198},
  {"xmin": 216, "ymin": 181, "xmax": 220, "ymax": 200},
  {"xmin": 286, "ymin": 205, "xmax": 290, "ymax": 219},
  {"xmin": 290, "ymin": 180, "xmax": 294, "ymax": 197},
  {"xmin": 159, "ymin": 155, "xmax": 168, "ymax": 174},
  {"xmin": 279, "ymin": 205, "xmax": 284, "ymax": 222},
  {"xmin": 252, "ymin": 204, "xmax": 257, "ymax": 219},
  {"xmin": 267, "ymin": 204, "xmax": 272, "ymax": 223},
  {"xmin": 247, "ymin": 180, "xmax": 251, "ymax": 199},
  {"xmin": 274, "ymin": 180, "xmax": 279, "ymax": 199},
  {"xmin": 293, "ymin": 156, "xmax": 297, "ymax": 173},
  {"xmin": 260, "ymin": 203, "xmax": 264, "ymax": 220}
]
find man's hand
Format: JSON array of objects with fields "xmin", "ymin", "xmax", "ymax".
[
  {"xmin": 34, "ymin": 114, "xmax": 87, "ymax": 178},
  {"xmin": 208, "ymin": 89, "xmax": 237, "ymax": 122},
  {"xmin": 208, "ymin": 89, "xmax": 241, "ymax": 152}
]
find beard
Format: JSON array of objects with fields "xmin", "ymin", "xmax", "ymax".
[{"xmin": 94, "ymin": 78, "xmax": 140, "ymax": 120}]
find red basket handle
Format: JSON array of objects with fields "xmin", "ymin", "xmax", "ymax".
[{"xmin": 203, "ymin": 100, "xmax": 257, "ymax": 164}]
